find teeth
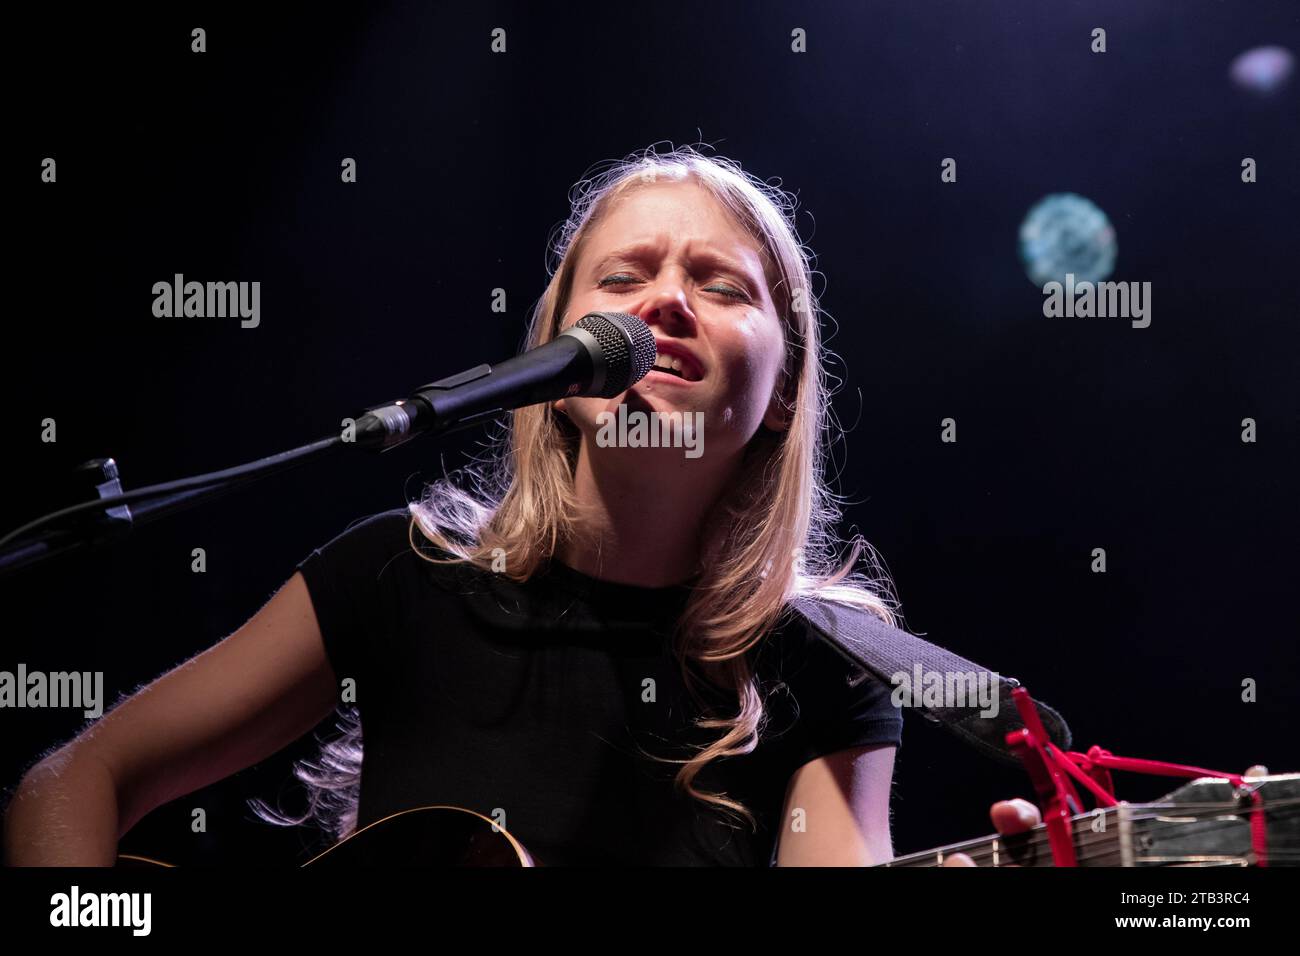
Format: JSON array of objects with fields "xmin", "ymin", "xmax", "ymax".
[{"xmin": 655, "ymin": 352, "xmax": 689, "ymax": 379}]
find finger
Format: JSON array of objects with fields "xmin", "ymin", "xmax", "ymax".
[
  {"xmin": 990, "ymin": 798, "xmax": 1040, "ymax": 834},
  {"xmin": 942, "ymin": 852, "xmax": 976, "ymax": 867}
]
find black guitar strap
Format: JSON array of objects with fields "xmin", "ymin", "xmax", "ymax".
[{"xmin": 789, "ymin": 596, "xmax": 1073, "ymax": 766}]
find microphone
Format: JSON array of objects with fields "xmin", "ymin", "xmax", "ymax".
[{"xmin": 353, "ymin": 311, "xmax": 656, "ymax": 450}]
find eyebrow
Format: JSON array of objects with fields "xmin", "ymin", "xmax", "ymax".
[{"xmin": 590, "ymin": 243, "xmax": 763, "ymax": 297}]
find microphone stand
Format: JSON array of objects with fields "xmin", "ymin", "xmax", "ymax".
[{"xmin": 0, "ymin": 410, "xmax": 498, "ymax": 579}]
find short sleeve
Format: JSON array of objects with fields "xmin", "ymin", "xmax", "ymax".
[
  {"xmin": 804, "ymin": 667, "xmax": 903, "ymax": 761},
  {"xmin": 294, "ymin": 509, "xmax": 414, "ymax": 688},
  {"xmin": 781, "ymin": 620, "xmax": 904, "ymax": 766}
]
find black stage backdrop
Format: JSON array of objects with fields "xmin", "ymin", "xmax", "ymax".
[{"xmin": 3, "ymin": 1, "xmax": 1298, "ymax": 867}]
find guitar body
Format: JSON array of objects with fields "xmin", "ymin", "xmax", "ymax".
[
  {"xmin": 118, "ymin": 806, "xmax": 535, "ymax": 868},
  {"xmin": 305, "ymin": 806, "xmax": 535, "ymax": 867}
]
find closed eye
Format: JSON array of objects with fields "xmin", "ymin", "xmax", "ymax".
[
  {"xmin": 598, "ymin": 274, "xmax": 750, "ymax": 302},
  {"xmin": 706, "ymin": 284, "xmax": 749, "ymax": 300}
]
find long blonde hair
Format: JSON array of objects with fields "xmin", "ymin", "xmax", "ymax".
[{"xmin": 256, "ymin": 144, "xmax": 899, "ymax": 840}]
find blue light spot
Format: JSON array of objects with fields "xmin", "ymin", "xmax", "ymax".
[
  {"xmin": 1018, "ymin": 193, "xmax": 1117, "ymax": 287},
  {"xmin": 1230, "ymin": 46, "xmax": 1295, "ymax": 95}
]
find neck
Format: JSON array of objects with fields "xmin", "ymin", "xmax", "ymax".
[{"xmin": 555, "ymin": 440, "xmax": 740, "ymax": 588}]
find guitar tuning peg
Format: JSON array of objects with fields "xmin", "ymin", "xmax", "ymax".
[{"xmin": 1243, "ymin": 765, "xmax": 1269, "ymax": 778}]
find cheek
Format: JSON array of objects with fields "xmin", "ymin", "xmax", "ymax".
[{"xmin": 724, "ymin": 312, "xmax": 785, "ymax": 397}]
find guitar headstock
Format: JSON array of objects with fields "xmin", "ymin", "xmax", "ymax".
[
  {"xmin": 1131, "ymin": 770, "xmax": 1300, "ymax": 867},
  {"xmin": 1157, "ymin": 770, "xmax": 1299, "ymax": 805}
]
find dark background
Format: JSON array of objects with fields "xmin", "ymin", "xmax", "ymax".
[{"xmin": 4, "ymin": 0, "xmax": 1297, "ymax": 865}]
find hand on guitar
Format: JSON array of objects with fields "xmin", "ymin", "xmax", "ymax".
[{"xmin": 942, "ymin": 799, "xmax": 1041, "ymax": 867}]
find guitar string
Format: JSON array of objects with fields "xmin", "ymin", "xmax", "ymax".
[
  {"xmin": 896, "ymin": 824, "xmax": 1300, "ymax": 868},
  {"xmin": 921, "ymin": 795, "xmax": 1300, "ymax": 867},
  {"xmin": 901, "ymin": 820, "xmax": 1300, "ymax": 868},
  {"xmin": 900, "ymin": 810, "xmax": 1300, "ymax": 868},
  {"xmin": 887, "ymin": 795, "xmax": 1300, "ymax": 867}
]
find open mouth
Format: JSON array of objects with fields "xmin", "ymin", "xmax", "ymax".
[{"xmin": 649, "ymin": 348, "xmax": 703, "ymax": 382}]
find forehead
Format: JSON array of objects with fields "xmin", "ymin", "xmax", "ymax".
[{"xmin": 582, "ymin": 180, "xmax": 767, "ymax": 272}]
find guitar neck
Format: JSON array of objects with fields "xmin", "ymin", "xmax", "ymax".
[
  {"xmin": 881, "ymin": 781, "xmax": 1295, "ymax": 868},
  {"xmin": 880, "ymin": 810, "xmax": 1117, "ymax": 868}
]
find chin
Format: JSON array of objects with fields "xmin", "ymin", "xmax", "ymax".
[
  {"xmin": 626, "ymin": 383, "xmax": 704, "ymax": 413},
  {"xmin": 577, "ymin": 393, "xmax": 712, "ymax": 463}
]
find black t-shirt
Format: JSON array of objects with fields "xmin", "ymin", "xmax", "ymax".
[{"xmin": 295, "ymin": 508, "xmax": 903, "ymax": 866}]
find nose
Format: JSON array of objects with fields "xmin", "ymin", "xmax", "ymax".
[{"xmin": 636, "ymin": 280, "xmax": 697, "ymax": 337}]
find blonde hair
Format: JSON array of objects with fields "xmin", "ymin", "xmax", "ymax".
[{"xmin": 256, "ymin": 144, "xmax": 899, "ymax": 841}]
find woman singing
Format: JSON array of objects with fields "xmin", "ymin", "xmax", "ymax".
[{"xmin": 4, "ymin": 145, "xmax": 1035, "ymax": 866}]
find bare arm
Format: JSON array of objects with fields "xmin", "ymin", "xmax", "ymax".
[
  {"xmin": 774, "ymin": 743, "xmax": 897, "ymax": 866},
  {"xmin": 3, "ymin": 572, "xmax": 338, "ymax": 866}
]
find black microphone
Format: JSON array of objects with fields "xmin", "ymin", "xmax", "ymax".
[{"xmin": 352, "ymin": 311, "xmax": 656, "ymax": 450}]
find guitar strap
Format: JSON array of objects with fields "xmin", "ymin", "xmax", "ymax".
[{"xmin": 789, "ymin": 595, "xmax": 1073, "ymax": 766}]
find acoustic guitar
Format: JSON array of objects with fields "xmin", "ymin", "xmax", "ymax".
[
  {"xmin": 119, "ymin": 805, "xmax": 534, "ymax": 867},
  {"xmin": 120, "ymin": 771, "xmax": 1298, "ymax": 867}
]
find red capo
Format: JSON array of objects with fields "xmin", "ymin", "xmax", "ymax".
[{"xmin": 1004, "ymin": 686, "xmax": 1269, "ymax": 867}]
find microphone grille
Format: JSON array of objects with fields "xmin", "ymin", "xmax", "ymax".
[{"xmin": 575, "ymin": 312, "xmax": 656, "ymax": 397}]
